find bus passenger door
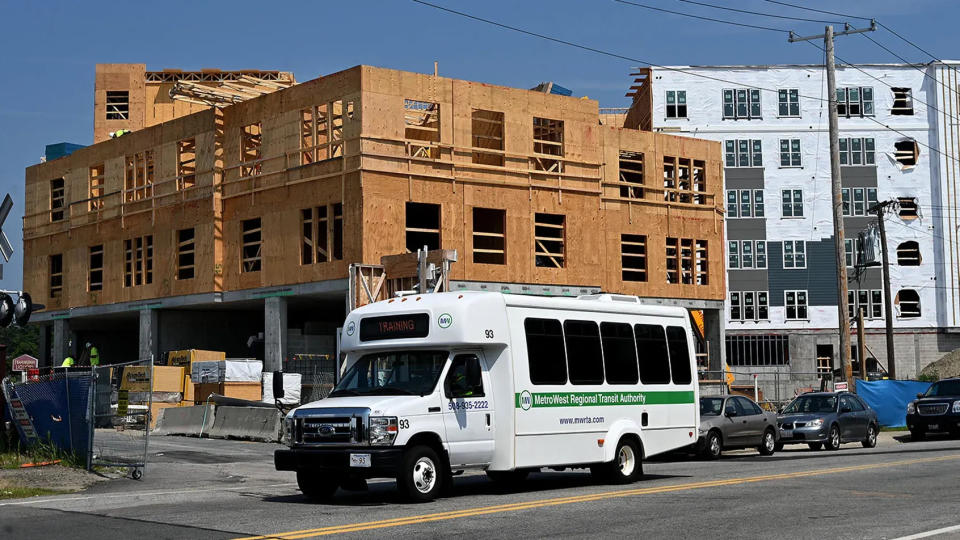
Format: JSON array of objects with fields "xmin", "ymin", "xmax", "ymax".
[{"xmin": 441, "ymin": 352, "xmax": 495, "ymax": 467}]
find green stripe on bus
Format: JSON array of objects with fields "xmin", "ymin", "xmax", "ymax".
[{"xmin": 514, "ymin": 390, "xmax": 695, "ymax": 409}]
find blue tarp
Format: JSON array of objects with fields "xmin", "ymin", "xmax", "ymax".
[
  {"xmin": 4, "ymin": 374, "xmax": 92, "ymax": 453},
  {"xmin": 856, "ymin": 378, "xmax": 932, "ymax": 427}
]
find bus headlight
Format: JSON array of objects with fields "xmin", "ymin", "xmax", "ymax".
[
  {"xmin": 369, "ymin": 416, "xmax": 399, "ymax": 446},
  {"xmin": 907, "ymin": 402, "xmax": 916, "ymax": 414}
]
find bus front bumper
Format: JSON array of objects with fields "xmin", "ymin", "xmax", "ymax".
[{"xmin": 275, "ymin": 447, "xmax": 404, "ymax": 477}]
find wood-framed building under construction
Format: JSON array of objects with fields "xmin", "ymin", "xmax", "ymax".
[{"xmin": 24, "ymin": 64, "xmax": 727, "ymax": 371}]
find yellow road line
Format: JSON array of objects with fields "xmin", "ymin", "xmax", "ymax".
[{"xmin": 236, "ymin": 453, "xmax": 960, "ymax": 539}]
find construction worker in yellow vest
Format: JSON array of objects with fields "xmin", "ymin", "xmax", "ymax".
[
  {"xmin": 61, "ymin": 356, "xmax": 75, "ymax": 368},
  {"xmin": 89, "ymin": 344, "xmax": 100, "ymax": 367}
]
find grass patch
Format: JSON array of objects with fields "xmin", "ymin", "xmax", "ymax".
[
  {"xmin": 0, "ymin": 487, "xmax": 68, "ymax": 500},
  {"xmin": 0, "ymin": 440, "xmax": 86, "ymax": 470},
  {"xmin": 881, "ymin": 426, "xmax": 910, "ymax": 432}
]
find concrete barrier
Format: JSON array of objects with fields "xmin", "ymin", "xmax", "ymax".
[
  {"xmin": 153, "ymin": 404, "xmax": 215, "ymax": 437},
  {"xmin": 206, "ymin": 406, "xmax": 281, "ymax": 442}
]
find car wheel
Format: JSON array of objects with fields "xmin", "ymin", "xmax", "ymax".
[
  {"xmin": 910, "ymin": 429, "xmax": 925, "ymax": 441},
  {"xmin": 807, "ymin": 442, "xmax": 823, "ymax": 451},
  {"xmin": 701, "ymin": 430, "xmax": 722, "ymax": 460},
  {"xmin": 774, "ymin": 442, "xmax": 784, "ymax": 452},
  {"xmin": 606, "ymin": 438, "xmax": 644, "ymax": 485},
  {"xmin": 297, "ymin": 471, "xmax": 338, "ymax": 501},
  {"xmin": 862, "ymin": 424, "xmax": 878, "ymax": 448},
  {"xmin": 824, "ymin": 425, "xmax": 841, "ymax": 450},
  {"xmin": 396, "ymin": 445, "xmax": 444, "ymax": 502},
  {"xmin": 758, "ymin": 428, "xmax": 776, "ymax": 456}
]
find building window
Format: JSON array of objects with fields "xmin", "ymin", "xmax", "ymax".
[
  {"xmin": 621, "ymin": 234, "xmax": 647, "ymax": 282},
  {"xmin": 842, "ymin": 187, "xmax": 878, "ymax": 216},
  {"xmin": 839, "ymin": 137, "xmax": 876, "ymax": 165},
  {"xmin": 89, "ymin": 245, "xmax": 103, "ymax": 291},
  {"xmin": 241, "ymin": 218, "xmax": 262, "ymax": 273},
  {"xmin": 695, "ymin": 240, "xmax": 708, "ymax": 285},
  {"xmin": 729, "ymin": 240, "xmax": 766, "ymax": 269},
  {"xmin": 778, "ymin": 88, "xmax": 800, "ymax": 117},
  {"xmin": 726, "ymin": 189, "xmax": 764, "ymax": 218},
  {"xmin": 123, "ymin": 235, "xmax": 153, "ymax": 287},
  {"xmin": 848, "ymin": 289, "xmax": 883, "ymax": 320},
  {"xmin": 177, "ymin": 138, "xmax": 196, "ymax": 190},
  {"xmin": 785, "ymin": 290, "xmax": 808, "ymax": 320},
  {"xmin": 177, "ymin": 228, "xmax": 195, "ymax": 280},
  {"xmin": 741, "ymin": 241, "xmax": 753, "ymax": 269},
  {"xmin": 723, "ymin": 88, "xmax": 761, "ymax": 119},
  {"xmin": 897, "ymin": 241, "xmax": 921, "ymax": 266},
  {"xmin": 666, "ymin": 238, "xmax": 707, "ymax": 285},
  {"xmin": 731, "ymin": 291, "xmax": 770, "ymax": 322},
  {"xmin": 779, "ymin": 138, "xmax": 802, "ymax": 167},
  {"xmin": 471, "ymin": 109, "xmax": 504, "ymax": 166},
  {"xmin": 726, "ymin": 335, "xmax": 789, "ymax": 366},
  {"xmin": 50, "ymin": 254, "xmax": 63, "ymax": 299},
  {"xmin": 472, "ymin": 208, "xmax": 506, "ymax": 265},
  {"xmin": 532, "ymin": 117, "xmax": 564, "ymax": 172},
  {"xmin": 301, "ymin": 207, "xmax": 324, "ymax": 265},
  {"xmin": 728, "ymin": 240, "xmax": 739, "ymax": 269},
  {"xmin": 619, "ymin": 151, "xmax": 644, "ymax": 199},
  {"xmin": 783, "ymin": 240, "xmax": 806, "ymax": 269},
  {"xmin": 406, "ymin": 202, "xmax": 441, "ymax": 253},
  {"xmin": 666, "ymin": 90, "xmax": 687, "ymax": 118},
  {"xmin": 534, "ymin": 213, "xmax": 565, "ymax": 268},
  {"xmin": 662, "ymin": 157, "xmax": 706, "ymax": 204},
  {"xmin": 837, "ymin": 87, "xmax": 874, "ymax": 117},
  {"xmin": 756, "ymin": 240, "xmax": 767, "ymax": 269},
  {"xmin": 898, "ymin": 197, "xmax": 919, "ymax": 220},
  {"xmin": 333, "ymin": 203, "xmax": 343, "ymax": 260},
  {"xmin": 300, "ymin": 102, "xmax": 347, "ymax": 164},
  {"xmin": 89, "ymin": 165, "xmax": 105, "ymax": 211},
  {"xmin": 781, "ymin": 189, "xmax": 803, "ymax": 218},
  {"xmin": 895, "ymin": 289, "xmax": 921, "ymax": 318},
  {"xmin": 404, "ymin": 99, "xmax": 440, "ymax": 159},
  {"xmin": 844, "ymin": 237, "xmax": 863, "ymax": 268},
  {"xmin": 50, "ymin": 178, "xmax": 65, "ymax": 222},
  {"xmin": 240, "ymin": 123, "xmax": 262, "ymax": 177},
  {"xmin": 891, "ymin": 87, "xmax": 913, "ymax": 115},
  {"xmin": 724, "ymin": 139, "xmax": 762, "ymax": 167},
  {"xmin": 105, "ymin": 90, "xmax": 129, "ymax": 120},
  {"xmin": 894, "ymin": 139, "xmax": 920, "ymax": 168},
  {"xmin": 124, "ymin": 150, "xmax": 155, "ymax": 202}
]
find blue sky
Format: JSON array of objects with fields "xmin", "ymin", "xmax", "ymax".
[{"xmin": 0, "ymin": 0, "xmax": 955, "ymax": 292}]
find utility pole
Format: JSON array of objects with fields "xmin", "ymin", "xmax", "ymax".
[
  {"xmin": 870, "ymin": 200, "xmax": 897, "ymax": 378},
  {"xmin": 790, "ymin": 21, "xmax": 876, "ymax": 392},
  {"xmin": 857, "ymin": 307, "xmax": 866, "ymax": 381}
]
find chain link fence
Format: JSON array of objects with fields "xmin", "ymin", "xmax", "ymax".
[
  {"xmin": 285, "ymin": 354, "xmax": 336, "ymax": 403},
  {"xmin": 89, "ymin": 357, "xmax": 153, "ymax": 479}
]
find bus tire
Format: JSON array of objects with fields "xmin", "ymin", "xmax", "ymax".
[
  {"xmin": 603, "ymin": 438, "xmax": 643, "ymax": 485},
  {"xmin": 397, "ymin": 445, "xmax": 443, "ymax": 502},
  {"xmin": 297, "ymin": 471, "xmax": 338, "ymax": 501}
]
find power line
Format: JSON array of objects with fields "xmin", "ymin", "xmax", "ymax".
[
  {"xmin": 410, "ymin": 0, "xmax": 960, "ymax": 169},
  {"xmin": 762, "ymin": 0, "xmax": 870, "ymax": 21},
  {"xmin": 875, "ymin": 21, "xmax": 942, "ymax": 64},
  {"xmin": 614, "ymin": 0, "xmax": 789, "ymax": 33},
  {"xmin": 677, "ymin": 0, "xmax": 845, "ymax": 25},
  {"xmin": 859, "ymin": 32, "xmax": 959, "ymax": 102}
]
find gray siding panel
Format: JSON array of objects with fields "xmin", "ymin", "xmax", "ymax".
[
  {"xmin": 840, "ymin": 166, "xmax": 878, "ymax": 188},
  {"xmin": 767, "ymin": 238, "xmax": 839, "ymax": 306},
  {"xmin": 724, "ymin": 167, "xmax": 764, "ymax": 189},
  {"xmin": 727, "ymin": 219, "xmax": 767, "ymax": 240},
  {"xmin": 729, "ymin": 269, "xmax": 769, "ymax": 291}
]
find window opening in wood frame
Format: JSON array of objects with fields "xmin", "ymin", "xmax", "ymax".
[
  {"xmin": 404, "ymin": 99, "xmax": 440, "ymax": 159},
  {"xmin": 177, "ymin": 228, "xmax": 195, "ymax": 280},
  {"xmin": 123, "ymin": 235, "xmax": 153, "ymax": 287},
  {"xmin": 240, "ymin": 123, "xmax": 262, "ymax": 177},
  {"xmin": 241, "ymin": 218, "xmax": 262, "ymax": 273},
  {"xmin": 89, "ymin": 165, "xmax": 105, "ymax": 211},
  {"xmin": 50, "ymin": 178, "xmax": 65, "ymax": 222},
  {"xmin": 177, "ymin": 138, "xmax": 196, "ymax": 190},
  {"xmin": 532, "ymin": 117, "xmax": 564, "ymax": 172},
  {"xmin": 406, "ymin": 202, "xmax": 441, "ymax": 252},
  {"xmin": 621, "ymin": 234, "xmax": 647, "ymax": 282},
  {"xmin": 471, "ymin": 109, "xmax": 504, "ymax": 166},
  {"xmin": 618, "ymin": 150, "xmax": 644, "ymax": 199},
  {"xmin": 105, "ymin": 90, "xmax": 129, "ymax": 120},
  {"xmin": 891, "ymin": 87, "xmax": 913, "ymax": 115},
  {"xmin": 124, "ymin": 150, "xmax": 154, "ymax": 202},
  {"xmin": 89, "ymin": 245, "xmax": 103, "ymax": 291},
  {"xmin": 534, "ymin": 212, "xmax": 565, "ymax": 268},
  {"xmin": 472, "ymin": 207, "xmax": 506, "ymax": 265},
  {"xmin": 50, "ymin": 254, "xmax": 63, "ymax": 298}
]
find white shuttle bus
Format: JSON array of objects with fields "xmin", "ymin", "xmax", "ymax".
[{"xmin": 275, "ymin": 291, "xmax": 699, "ymax": 501}]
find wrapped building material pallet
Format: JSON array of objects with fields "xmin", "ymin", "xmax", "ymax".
[{"xmin": 262, "ymin": 372, "xmax": 302, "ymax": 405}]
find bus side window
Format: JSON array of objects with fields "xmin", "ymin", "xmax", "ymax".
[
  {"xmin": 600, "ymin": 322, "xmax": 638, "ymax": 384},
  {"xmin": 635, "ymin": 324, "xmax": 671, "ymax": 384},
  {"xmin": 524, "ymin": 318, "xmax": 568, "ymax": 385},
  {"xmin": 666, "ymin": 326, "xmax": 692, "ymax": 385},
  {"xmin": 445, "ymin": 354, "xmax": 485, "ymax": 398},
  {"xmin": 564, "ymin": 320, "xmax": 604, "ymax": 385}
]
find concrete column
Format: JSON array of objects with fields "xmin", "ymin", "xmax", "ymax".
[
  {"xmin": 38, "ymin": 323, "xmax": 50, "ymax": 368},
  {"xmin": 703, "ymin": 308, "xmax": 726, "ymax": 373},
  {"xmin": 52, "ymin": 318, "xmax": 72, "ymax": 365},
  {"xmin": 139, "ymin": 308, "xmax": 159, "ymax": 363},
  {"xmin": 264, "ymin": 296, "xmax": 288, "ymax": 372}
]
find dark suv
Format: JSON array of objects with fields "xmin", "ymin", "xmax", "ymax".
[{"xmin": 906, "ymin": 378, "xmax": 960, "ymax": 440}]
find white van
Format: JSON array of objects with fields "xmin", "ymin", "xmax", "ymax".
[{"xmin": 275, "ymin": 291, "xmax": 699, "ymax": 501}]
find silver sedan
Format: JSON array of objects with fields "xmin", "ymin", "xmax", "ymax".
[{"xmin": 695, "ymin": 395, "xmax": 779, "ymax": 459}]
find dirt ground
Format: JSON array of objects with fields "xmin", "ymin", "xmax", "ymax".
[{"xmin": 0, "ymin": 464, "xmax": 111, "ymax": 493}]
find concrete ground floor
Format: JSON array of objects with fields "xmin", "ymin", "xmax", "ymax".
[
  {"xmin": 31, "ymin": 278, "xmax": 728, "ymax": 376},
  {"xmin": 724, "ymin": 326, "xmax": 960, "ymax": 404}
]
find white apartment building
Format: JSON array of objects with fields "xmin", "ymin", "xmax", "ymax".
[{"xmin": 620, "ymin": 62, "xmax": 960, "ymax": 386}]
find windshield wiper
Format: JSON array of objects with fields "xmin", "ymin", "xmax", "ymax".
[{"xmin": 371, "ymin": 387, "xmax": 417, "ymax": 396}]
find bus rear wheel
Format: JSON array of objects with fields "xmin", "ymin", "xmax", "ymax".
[{"xmin": 593, "ymin": 438, "xmax": 643, "ymax": 485}]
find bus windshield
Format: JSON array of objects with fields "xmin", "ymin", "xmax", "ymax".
[{"xmin": 330, "ymin": 350, "xmax": 448, "ymax": 397}]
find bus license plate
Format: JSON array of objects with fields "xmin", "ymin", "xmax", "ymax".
[{"xmin": 350, "ymin": 453, "xmax": 371, "ymax": 468}]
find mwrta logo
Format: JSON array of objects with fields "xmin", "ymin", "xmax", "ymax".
[
  {"xmin": 519, "ymin": 390, "xmax": 533, "ymax": 411},
  {"xmin": 438, "ymin": 313, "xmax": 453, "ymax": 328}
]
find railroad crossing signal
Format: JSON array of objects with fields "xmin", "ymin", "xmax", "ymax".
[
  {"xmin": 0, "ymin": 194, "xmax": 13, "ymax": 266},
  {"xmin": 0, "ymin": 193, "xmax": 34, "ymax": 326}
]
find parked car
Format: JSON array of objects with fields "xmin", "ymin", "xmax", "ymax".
[
  {"xmin": 776, "ymin": 392, "xmax": 878, "ymax": 451},
  {"xmin": 906, "ymin": 377, "xmax": 960, "ymax": 440},
  {"xmin": 695, "ymin": 395, "xmax": 779, "ymax": 459}
]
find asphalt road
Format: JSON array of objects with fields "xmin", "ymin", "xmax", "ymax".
[{"xmin": 2, "ymin": 433, "xmax": 960, "ymax": 540}]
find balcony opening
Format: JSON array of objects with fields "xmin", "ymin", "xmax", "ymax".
[
  {"xmin": 898, "ymin": 197, "xmax": 919, "ymax": 220},
  {"xmin": 896, "ymin": 241, "xmax": 921, "ymax": 266},
  {"xmin": 406, "ymin": 202, "xmax": 441, "ymax": 252},
  {"xmin": 891, "ymin": 88, "xmax": 913, "ymax": 115},
  {"xmin": 893, "ymin": 139, "xmax": 919, "ymax": 170},
  {"xmin": 895, "ymin": 289, "xmax": 921, "ymax": 318}
]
